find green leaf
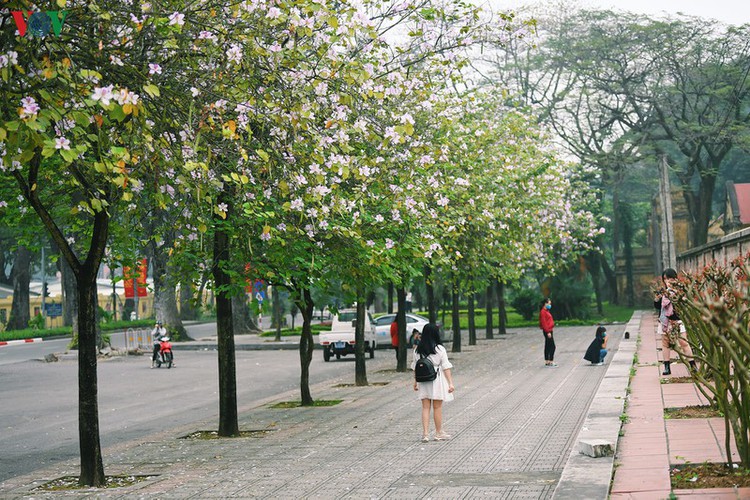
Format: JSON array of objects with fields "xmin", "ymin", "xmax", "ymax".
[
  {"xmin": 143, "ymin": 84, "xmax": 160, "ymax": 97},
  {"xmin": 60, "ymin": 148, "xmax": 77, "ymax": 162}
]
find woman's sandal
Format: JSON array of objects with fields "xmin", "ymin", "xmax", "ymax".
[
  {"xmin": 421, "ymin": 435, "xmax": 430, "ymax": 443},
  {"xmin": 434, "ymin": 433, "xmax": 451, "ymax": 441}
]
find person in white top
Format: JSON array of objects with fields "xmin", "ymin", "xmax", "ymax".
[
  {"xmin": 411, "ymin": 323, "xmax": 455, "ymax": 442},
  {"xmin": 151, "ymin": 321, "xmax": 167, "ymax": 368}
]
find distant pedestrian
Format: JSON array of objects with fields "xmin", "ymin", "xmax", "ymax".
[
  {"xmin": 408, "ymin": 328, "xmax": 421, "ymax": 348},
  {"xmin": 405, "ymin": 291, "xmax": 413, "ymax": 312},
  {"xmin": 412, "ymin": 323, "xmax": 455, "ymax": 442},
  {"xmin": 654, "ymin": 268, "xmax": 696, "ymax": 375},
  {"xmin": 390, "ymin": 319, "xmax": 399, "ymax": 358},
  {"xmin": 539, "ymin": 298, "xmax": 557, "ymax": 367},
  {"xmin": 584, "ymin": 326, "xmax": 608, "ymax": 365}
]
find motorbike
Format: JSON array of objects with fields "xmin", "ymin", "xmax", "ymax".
[{"xmin": 153, "ymin": 337, "xmax": 174, "ymax": 368}]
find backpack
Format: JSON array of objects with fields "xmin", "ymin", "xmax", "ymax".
[{"xmin": 414, "ymin": 354, "xmax": 438, "ymax": 382}]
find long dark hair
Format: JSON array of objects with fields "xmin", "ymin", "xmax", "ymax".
[
  {"xmin": 596, "ymin": 326, "xmax": 606, "ymax": 340},
  {"xmin": 416, "ymin": 323, "xmax": 442, "ymax": 357}
]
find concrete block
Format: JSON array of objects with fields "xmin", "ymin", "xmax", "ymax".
[{"xmin": 579, "ymin": 439, "xmax": 614, "ymax": 458}]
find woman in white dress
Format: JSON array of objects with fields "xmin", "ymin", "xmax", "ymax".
[{"xmin": 412, "ymin": 323, "xmax": 455, "ymax": 442}]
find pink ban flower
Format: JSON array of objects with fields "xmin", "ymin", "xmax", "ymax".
[{"xmin": 54, "ymin": 137, "xmax": 71, "ymax": 150}]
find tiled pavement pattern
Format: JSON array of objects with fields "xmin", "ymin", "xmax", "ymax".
[
  {"xmin": 610, "ymin": 313, "xmax": 750, "ymax": 500},
  {"xmin": 0, "ymin": 325, "xmax": 623, "ymax": 499}
]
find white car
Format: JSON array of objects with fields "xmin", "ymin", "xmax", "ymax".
[
  {"xmin": 318, "ymin": 308, "xmax": 377, "ymax": 361},
  {"xmin": 372, "ymin": 313, "xmax": 432, "ymax": 347}
]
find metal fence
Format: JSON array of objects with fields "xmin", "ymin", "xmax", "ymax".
[{"xmin": 125, "ymin": 327, "xmax": 153, "ymax": 351}]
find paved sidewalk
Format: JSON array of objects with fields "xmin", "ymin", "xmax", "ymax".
[
  {"xmin": 0, "ymin": 324, "xmax": 627, "ymax": 499},
  {"xmin": 611, "ymin": 312, "xmax": 750, "ymax": 499}
]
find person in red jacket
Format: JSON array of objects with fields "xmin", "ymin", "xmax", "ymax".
[{"xmin": 539, "ymin": 298, "xmax": 557, "ymax": 367}]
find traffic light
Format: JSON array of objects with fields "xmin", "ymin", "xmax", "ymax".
[{"xmin": 42, "ymin": 283, "xmax": 49, "ymax": 297}]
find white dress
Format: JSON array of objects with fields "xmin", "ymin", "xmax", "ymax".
[{"xmin": 411, "ymin": 344, "xmax": 454, "ymax": 401}]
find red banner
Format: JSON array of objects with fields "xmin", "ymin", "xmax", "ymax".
[{"xmin": 124, "ymin": 259, "xmax": 148, "ymax": 298}]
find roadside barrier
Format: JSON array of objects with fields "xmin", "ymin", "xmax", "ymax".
[{"xmin": 125, "ymin": 328, "xmax": 152, "ymax": 351}]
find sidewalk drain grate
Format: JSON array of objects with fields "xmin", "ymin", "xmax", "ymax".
[
  {"xmin": 179, "ymin": 429, "xmax": 276, "ymax": 439},
  {"xmin": 395, "ymin": 471, "xmax": 561, "ymax": 488}
]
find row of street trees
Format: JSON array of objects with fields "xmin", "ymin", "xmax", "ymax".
[
  {"xmin": 1, "ymin": 0, "xmax": 600, "ymax": 486},
  {"xmin": 484, "ymin": 5, "xmax": 750, "ymax": 305}
]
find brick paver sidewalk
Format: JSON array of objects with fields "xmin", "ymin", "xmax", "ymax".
[
  {"xmin": 611, "ymin": 313, "xmax": 750, "ymax": 499},
  {"xmin": 0, "ymin": 325, "xmax": 622, "ymax": 499}
]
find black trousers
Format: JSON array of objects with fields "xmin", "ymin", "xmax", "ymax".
[{"xmin": 543, "ymin": 332, "xmax": 556, "ymax": 361}]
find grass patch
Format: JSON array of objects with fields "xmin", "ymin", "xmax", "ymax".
[
  {"xmin": 424, "ymin": 301, "xmax": 634, "ymax": 330},
  {"xmin": 259, "ymin": 324, "xmax": 331, "ymax": 337},
  {"xmin": 34, "ymin": 475, "xmax": 156, "ymax": 491},
  {"xmin": 671, "ymin": 463, "xmax": 750, "ymax": 489},
  {"xmin": 180, "ymin": 429, "xmax": 274, "ymax": 439},
  {"xmin": 664, "ymin": 405, "xmax": 722, "ymax": 419},
  {"xmin": 269, "ymin": 399, "xmax": 342, "ymax": 408}
]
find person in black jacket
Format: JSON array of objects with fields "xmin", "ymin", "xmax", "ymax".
[
  {"xmin": 584, "ymin": 326, "xmax": 608, "ymax": 365},
  {"xmin": 654, "ymin": 268, "xmax": 696, "ymax": 375}
]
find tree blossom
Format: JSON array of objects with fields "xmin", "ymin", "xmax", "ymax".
[
  {"xmin": 227, "ymin": 44, "xmax": 243, "ymax": 65},
  {"xmin": 19, "ymin": 97, "xmax": 40, "ymax": 119},
  {"xmin": 54, "ymin": 137, "xmax": 71, "ymax": 150},
  {"xmin": 148, "ymin": 63, "xmax": 162, "ymax": 75},
  {"xmin": 91, "ymin": 85, "xmax": 114, "ymax": 106},
  {"xmin": 168, "ymin": 12, "xmax": 185, "ymax": 26}
]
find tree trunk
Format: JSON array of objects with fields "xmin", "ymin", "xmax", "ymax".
[
  {"xmin": 297, "ymin": 287, "xmax": 315, "ymax": 405},
  {"xmin": 468, "ymin": 289, "xmax": 476, "ymax": 346},
  {"xmin": 451, "ymin": 278, "xmax": 461, "ymax": 353},
  {"xmin": 396, "ymin": 286, "xmax": 407, "ymax": 372},
  {"xmin": 496, "ymin": 280, "xmax": 507, "ymax": 335},
  {"xmin": 150, "ymin": 241, "xmax": 189, "ymax": 340},
  {"xmin": 387, "ymin": 282, "xmax": 394, "ymax": 314},
  {"xmin": 179, "ymin": 282, "xmax": 199, "ymax": 321},
  {"xmin": 232, "ymin": 294, "xmax": 259, "ymax": 334},
  {"xmin": 354, "ymin": 289, "xmax": 368, "ymax": 386},
  {"xmin": 8, "ymin": 245, "xmax": 31, "ymax": 331},
  {"xmin": 77, "ymin": 270, "xmax": 105, "ymax": 486},
  {"xmin": 485, "ymin": 283, "xmax": 494, "ymax": 340},
  {"xmin": 425, "ymin": 265, "xmax": 437, "ymax": 324},
  {"xmin": 213, "ymin": 223, "xmax": 239, "ymax": 437},
  {"xmin": 15, "ymin": 154, "xmax": 107, "ymax": 486},
  {"xmin": 587, "ymin": 251, "xmax": 604, "ymax": 314},
  {"xmin": 691, "ymin": 173, "xmax": 717, "ymax": 247},
  {"xmin": 600, "ymin": 256, "xmax": 618, "ymax": 305},
  {"xmin": 622, "ymin": 204, "xmax": 635, "ymax": 308},
  {"xmin": 60, "ymin": 256, "xmax": 78, "ymax": 330}
]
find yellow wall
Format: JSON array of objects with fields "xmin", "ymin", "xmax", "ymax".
[{"xmin": 0, "ymin": 293, "xmax": 154, "ymax": 330}]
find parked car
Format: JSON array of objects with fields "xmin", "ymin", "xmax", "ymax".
[
  {"xmin": 372, "ymin": 313, "xmax": 434, "ymax": 347},
  {"xmin": 318, "ymin": 308, "xmax": 377, "ymax": 361}
]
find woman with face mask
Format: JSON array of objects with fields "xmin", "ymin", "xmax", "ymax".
[{"xmin": 539, "ymin": 298, "xmax": 557, "ymax": 367}]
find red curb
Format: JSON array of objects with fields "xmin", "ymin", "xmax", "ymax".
[{"xmin": 0, "ymin": 337, "xmax": 43, "ymax": 347}]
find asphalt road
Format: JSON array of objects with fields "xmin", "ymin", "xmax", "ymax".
[{"xmin": 0, "ymin": 328, "xmax": 373, "ymax": 483}]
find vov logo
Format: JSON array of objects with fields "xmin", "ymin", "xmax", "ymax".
[{"xmin": 10, "ymin": 11, "xmax": 69, "ymax": 37}]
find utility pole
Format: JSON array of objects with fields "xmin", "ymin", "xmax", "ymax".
[{"xmin": 659, "ymin": 155, "xmax": 677, "ymax": 271}]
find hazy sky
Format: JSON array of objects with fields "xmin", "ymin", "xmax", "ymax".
[{"xmin": 491, "ymin": 0, "xmax": 750, "ymax": 25}]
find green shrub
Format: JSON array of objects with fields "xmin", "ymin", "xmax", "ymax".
[{"xmin": 510, "ymin": 287, "xmax": 541, "ymax": 321}]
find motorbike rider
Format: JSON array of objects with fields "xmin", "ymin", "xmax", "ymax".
[{"xmin": 151, "ymin": 321, "xmax": 167, "ymax": 368}]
